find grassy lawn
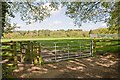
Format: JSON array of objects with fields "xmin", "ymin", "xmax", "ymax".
[
  {"xmin": 2, "ymin": 38, "xmax": 119, "ymax": 54},
  {"xmin": 1, "ymin": 37, "xmax": 90, "ymax": 42}
]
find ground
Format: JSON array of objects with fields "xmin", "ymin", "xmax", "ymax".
[{"xmin": 12, "ymin": 53, "xmax": 120, "ymax": 78}]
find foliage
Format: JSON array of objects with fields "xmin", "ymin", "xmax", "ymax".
[
  {"xmin": 108, "ymin": 2, "xmax": 120, "ymax": 32},
  {"xmin": 1, "ymin": 1, "xmax": 119, "ymax": 35},
  {"xmin": 2, "ymin": 64, "xmax": 17, "ymax": 78},
  {"xmin": 3, "ymin": 27, "xmax": 118, "ymax": 39},
  {"xmin": 1, "ymin": 2, "xmax": 19, "ymax": 34},
  {"xmin": 63, "ymin": 2, "xmax": 119, "ymax": 31},
  {"xmin": 9, "ymin": 2, "xmax": 59, "ymax": 24},
  {"xmin": 63, "ymin": 2, "xmax": 114, "ymax": 26},
  {"xmin": 1, "ymin": 1, "xmax": 59, "ymax": 34}
]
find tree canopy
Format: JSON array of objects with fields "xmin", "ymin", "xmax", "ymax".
[
  {"xmin": 1, "ymin": 1, "xmax": 120, "ymax": 35},
  {"xmin": 63, "ymin": 2, "xmax": 119, "ymax": 31}
]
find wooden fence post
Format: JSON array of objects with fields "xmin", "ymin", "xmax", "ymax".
[
  {"xmin": 38, "ymin": 43, "xmax": 43, "ymax": 65},
  {"xmin": 80, "ymin": 42, "xmax": 81, "ymax": 53},
  {"xmin": 26, "ymin": 41, "xmax": 29, "ymax": 63},
  {"xmin": 80, "ymin": 41, "xmax": 83, "ymax": 58},
  {"xmin": 13, "ymin": 41, "xmax": 17, "ymax": 67},
  {"xmin": 93, "ymin": 39, "xmax": 96, "ymax": 57},
  {"xmin": 31, "ymin": 41, "xmax": 34, "ymax": 64},
  {"xmin": 33, "ymin": 41, "xmax": 38, "ymax": 65},
  {"xmin": 54, "ymin": 43, "xmax": 57, "ymax": 62},
  {"xmin": 28, "ymin": 41, "xmax": 32, "ymax": 63},
  {"xmin": 10, "ymin": 41, "xmax": 13, "ymax": 58},
  {"xmin": 90, "ymin": 40, "xmax": 93, "ymax": 56},
  {"xmin": 20, "ymin": 42, "xmax": 23, "ymax": 62},
  {"xmin": 39, "ymin": 43, "xmax": 41, "ymax": 54},
  {"xmin": 67, "ymin": 43, "xmax": 70, "ymax": 59}
]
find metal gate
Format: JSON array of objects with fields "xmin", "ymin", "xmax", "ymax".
[{"xmin": 40, "ymin": 40, "xmax": 93, "ymax": 63}]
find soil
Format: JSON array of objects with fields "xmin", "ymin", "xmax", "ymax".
[{"xmin": 12, "ymin": 53, "xmax": 120, "ymax": 78}]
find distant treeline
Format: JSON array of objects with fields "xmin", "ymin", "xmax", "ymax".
[{"xmin": 3, "ymin": 28, "xmax": 118, "ymax": 39}]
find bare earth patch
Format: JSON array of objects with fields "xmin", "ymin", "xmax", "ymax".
[{"xmin": 12, "ymin": 53, "xmax": 120, "ymax": 78}]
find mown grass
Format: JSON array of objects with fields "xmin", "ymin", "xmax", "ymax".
[
  {"xmin": 2, "ymin": 38, "xmax": 119, "ymax": 55},
  {"xmin": 1, "ymin": 37, "xmax": 90, "ymax": 42}
]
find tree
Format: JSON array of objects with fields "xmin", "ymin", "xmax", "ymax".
[
  {"xmin": 18, "ymin": 31, "xmax": 26, "ymax": 37},
  {"xmin": 1, "ymin": 1, "xmax": 60, "ymax": 35},
  {"xmin": 1, "ymin": 1, "xmax": 120, "ymax": 35},
  {"xmin": 4, "ymin": 23, "xmax": 20, "ymax": 34},
  {"xmin": 89, "ymin": 30, "xmax": 93, "ymax": 34},
  {"xmin": 89, "ymin": 30, "xmax": 93, "ymax": 37},
  {"xmin": 108, "ymin": 2, "xmax": 120, "ymax": 33},
  {"xmin": 63, "ymin": 2, "xmax": 119, "ymax": 32},
  {"xmin": 1, "ymin": 2, "xmax": 15, "ymax": 35},
  {"xmin": 9, "ymin": 2, "xmax": 59, "ymax": 24}
]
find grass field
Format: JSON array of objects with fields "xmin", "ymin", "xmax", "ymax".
[
  {"xmin": 1, "ymin": 37, "xmax": 90, "ymax": 42},
  {"xmin": 2, "ymin": 38, "xmax": 119, "ymax": 54}
]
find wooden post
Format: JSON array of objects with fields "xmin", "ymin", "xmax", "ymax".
[
  {"xmin": 80, "ymin": 41, "xmax": 83, "ymax": 58},
  {"xmin": 33, "ymin": 41, "xmax": 38, "ymax": 65},
  {"xmin": 10, "ymin": 41, "xmax": 14, "ymax": 58},
  {"xmin": 67, "ymin": 43, "xmax": 70, "ymax": 59},
  {"xmin": 90, "ymin": 40, "xmax": 93, "ymax": 56},
  {"xmin": 54, "ymin": 43, "xmax": 57, "ymax": 62},
  {"xmin": 93, "ymin": 39, "xmax": 96, "ymax": 57},
  {"xmin": 37, "ymin": 43, "xmax": 43, "ymax": 65},
  {"xmin": 19, "ymin": 42, "xmax": 23, "ymax": 62},
  {"xmin": 30, "ymin": 41, "xmax": 32, "ymax": 63},
  {"xmin": 26, "ymin": 41, "xmax": 29, "ymax": 63},
  {"xmin": 13, "ymin": 41, "xmax": 17, "ymax": 67},
  {"xmin": 80, "ymin": 42, "xmax": 81, "ymax": 52},
  {"xmin": 38, "ymin": 43, "xmax": 43, "ymax": 65},
  {"xmin": 36, "ymin": 42, "xmax": 40, "ymax": 64},
  {"xmin": 31, "ymin": 41, "xmax": 34, "ymax": 64},
  {"xmin": 39, "ymin": 43, "xmax": 41, "ymax": 54},
  {"xmin": 28, "ymin": 41, "xmax": 32, "ymax": 63}
]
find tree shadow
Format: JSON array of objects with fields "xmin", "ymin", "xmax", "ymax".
[{"xmin": 12, "ymin": 53, "xmax": 120, "ymax": 78}]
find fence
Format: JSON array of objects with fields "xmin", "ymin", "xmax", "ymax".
[
  {"xmin": 1, "ymin": 39, "xmax": 119, "ymax": 68},
  {"xmin": 90, "ymin": 34, "xmax": 120, "ymax": 39},
  {"xmin": 40, "ymin": 40, "xmax": 92, "ymax": 63},
  {"xmin": 1, "ymin": 40, "xmax": 93, "ymax": 67},
  {"xmin": 93, "ymin": 39, "xmax": 120, "ymax": 56}
]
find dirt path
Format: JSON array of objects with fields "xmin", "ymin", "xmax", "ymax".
[{"xmin": 12, "ymin": 53, "xmax": 120, "ymax": 78}]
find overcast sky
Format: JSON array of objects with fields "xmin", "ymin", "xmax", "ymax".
[{"xmin": 10, "ymin": 6, "xmax": 107, "ymax": 31}]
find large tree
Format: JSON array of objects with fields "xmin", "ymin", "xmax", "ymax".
[
  {"xmin": 107, "ymin": 2, "xmax": 120, "ymax": 32},
  {"xmin": 1, "ymin": 1, "xmax": 120, "ymax": 35},
  {"xmin": 63, "ymin": 2, "xmax": 119, "ymax": 32},
  {"xmin": 1, "ymin": 1, "xmax": 59, "ymax": 35}
]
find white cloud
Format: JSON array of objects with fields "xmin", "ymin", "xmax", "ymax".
[
  {"xmin": 54, "ymin": 21, "xmax": 62, "ymax": 24},
  {"xmin": 17, "ymin": 24, "xmax": 23, "ymax": 27},
  {"xmin": 68, "ymin": 22, "xmax": 74, "ymax": 25},
  {"xmin": 101, "ymin": 23, "xmax": 107, "ymax": 27},
  {"xmin": 48, "ymin": 20, "xmax": 62, "ymax": 26}
]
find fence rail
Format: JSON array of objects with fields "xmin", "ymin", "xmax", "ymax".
[
  {"xmin": 1, "ymin": 40, "xmax": 92, "ymax": 65},
  {"xmin": 1, "ymin": 39, "xmax": 119, "ymax": 67}
]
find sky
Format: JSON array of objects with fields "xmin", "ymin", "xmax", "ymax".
[{"xmin": 10, "ymin": 6, "xmax": 107, "ymax": 31}]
